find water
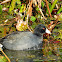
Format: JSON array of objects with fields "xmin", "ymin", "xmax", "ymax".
[
  {"xmin": 4, "ymin": 49, "xmax": 43, "ymax": 62},
  {"xmin": 4, "ymin": 48, "xmax": 62, "ymax": 62}
]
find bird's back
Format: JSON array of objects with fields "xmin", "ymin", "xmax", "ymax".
[{"xmin": 2, "ymin": 31, "xmax": 43, "ymax": 50}]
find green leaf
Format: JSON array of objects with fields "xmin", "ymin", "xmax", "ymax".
[
  {"xmin": 30, "ymin": 16, "xmax": 36, "ymax": 22},
  {"xmin": 57, "ymin": 14, "xmax": 62, "ymax": 21},
  {"xmin": 41, "ymin": 1, "xmax": 44, "ymax": 8},
  {"xmin": 46, "ymin": 3, "xmax": 51, "ymax": 14},
  {"xmin": 57, "ymin": 7, "xmax": 62, "ymax": 14},
  {"xmin": 50, "ymin": 0, "xmax": 58, "ymax": 13},
  {"xmin": 16, "ymin": 0, "xmax": 21, "ymax": 4},
  {"xmin": 9, "ymin": 0, "xmax": 16, "ymax": 14},
  {"xmin": 17, "ymin": 5, "xmax": 21, "ymax": 9},
  {"xmin": 48, "ymin": 51, "xmax": 52, "ymax": 55},
  {"xmin": 36, "ymin": 7, "xmax": 39, "ymax": 11},
  {"xmin": 46, "ymin": 0, "xmax": 58, "ymax": 14},
  {"xmin": 31, "ymin": 22, "xmax": 37, "ymax": 28},
  {"xmin": 0, "ymin": 4, "xmax": 2, "ymax": 14},
  {"xmin": 59, "ymin": 14, "xmax": 62, "ymax": 21},
  {"xmin": 37, "ymin": 15, "xmax": 41, "ymax": 18},
  {"xmin": 20, "ymin": 4, "xmax": 24, "ymax": 13},
  {"xmin": 0, "ymin": 56, "xmax": 8, "ymax": 62}
]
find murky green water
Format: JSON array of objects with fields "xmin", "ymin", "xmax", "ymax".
[
  {"xmin": 4, "ymin": 49, "xmax": 43, "ymax": 62},
  {"xmin": 4, "ymin": 48, "xmax": 62, "ymax": 62}
]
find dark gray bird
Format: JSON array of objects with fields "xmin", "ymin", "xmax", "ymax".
[{"xmin": 0, "ymin": 24, "xmax": 51, "ymax": 50}]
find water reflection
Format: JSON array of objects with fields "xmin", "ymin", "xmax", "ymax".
[{"xmin": 4, "ymin": 49, "xmax": 43, "ymax": 62}]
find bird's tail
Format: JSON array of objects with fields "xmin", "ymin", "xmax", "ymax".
[
  {"xmin": 0, "ymin": 38, "xmax": 4, "ymax": 44},
  {"xmin": 0, "ymin": 38, "xmax": 4, "ymax": 49}
]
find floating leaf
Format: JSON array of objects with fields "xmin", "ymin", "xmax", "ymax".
[
  {"xmin": 27, "ymin": 55, "xmax": 35, "ymax": 58},
  {"xmin": 33, "ymin": 59, "xmax": 43, "ymax": 61}
]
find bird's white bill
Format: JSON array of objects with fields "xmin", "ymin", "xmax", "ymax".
[{"xmin": 46, "ymin": 28, "xmax": 51, "ymax": 34}]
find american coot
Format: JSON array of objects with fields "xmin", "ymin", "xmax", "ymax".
[{"xmin": 0, "ymin": 24, "xmax": 51, "ymax": 50}]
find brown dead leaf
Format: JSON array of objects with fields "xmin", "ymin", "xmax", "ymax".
[
  {"xmin": 27, "ymin": 0, "xmax": 33, "ymax": 17},
  {"xmin": 37, "ymin": 0, "xmax": 42, "ymax": 8}
]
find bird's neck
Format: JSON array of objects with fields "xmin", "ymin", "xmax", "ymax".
[{"xmin": 33, "ymin": 32, "xmax": 42, "ymax": 37}]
